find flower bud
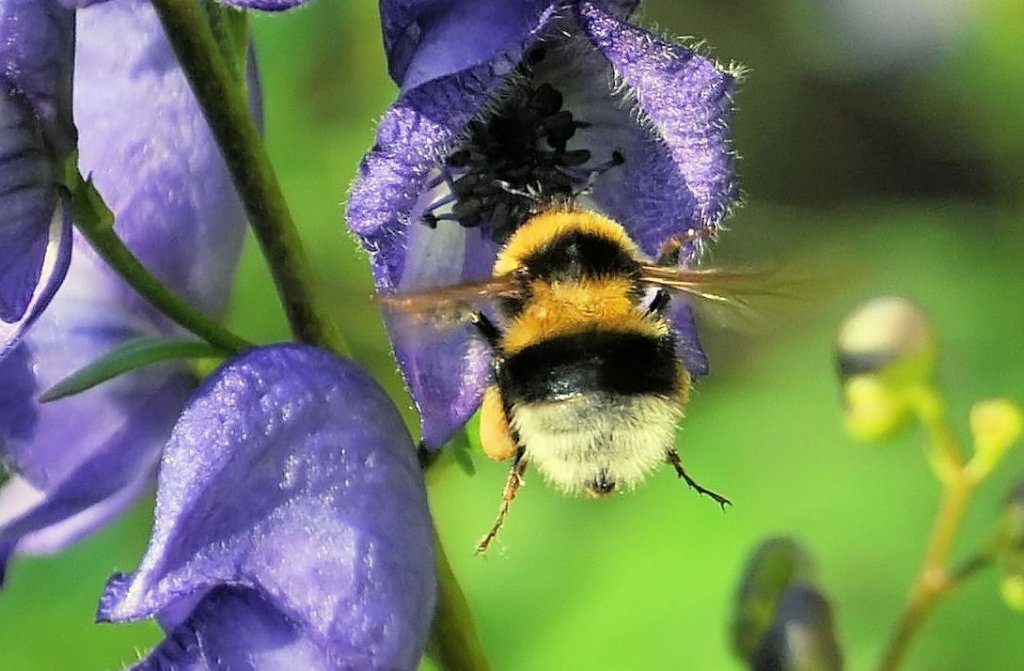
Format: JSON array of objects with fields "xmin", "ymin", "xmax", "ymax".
[
  {"xmin": 732, "ymin": 537, "xmax": 815, "ymax": 662},
  {"xmin": 841, "ymin": 375, "xmax": 911, "ymax": 442},
  {"xmin": 750, "ymin": 583, "xmax": 845, "ymax": 671},
  {"xmin": 1000, "ymin": 481, "xmax": 1024, "ymax": 611},
  {"xmin": 836, "ymin": 297, "xmax": 937, "ymax": 384},
  {"xmin": 836, "ymin": 298, "xmax": 937, "ymax": 442},
  {"xmin": 968, "ymin": 400, "xmax": 1023, "ymax": 482}
]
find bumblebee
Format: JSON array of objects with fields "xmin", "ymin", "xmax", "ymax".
[{"xmin": 386, "ymin": 206, "xmax": 756, "ymax": 551}]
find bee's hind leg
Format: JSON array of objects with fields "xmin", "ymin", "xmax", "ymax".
[
  {"xmin": 666, "ymin": 448, "xmax": 731, "ymax": 509},
  {"xmin": 476, "ymin": 447, "xmax": 528, "ymax": 554}
]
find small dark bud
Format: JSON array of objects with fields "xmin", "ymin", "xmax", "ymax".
[
  {"xmin": 750, "ymin": 583, "xmax": 845, "ymax": 671},
  {"xmin": 732, "ymin": 537, "xmax": 815, "ymax": 662}
]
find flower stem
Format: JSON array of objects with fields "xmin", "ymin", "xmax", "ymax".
[
  {"xmin": 149, "ymin": 0, "xmax": 346, "ymax": 354},
  {"xmin": 877, "ymin": 391, "xmax": 974, "ymax": 671},
  {"xmin": 429, "ymin": 535, "xmax": 492, "ymax": 671},
  {"xmin": 69, "ymin": 175, "xmax": 251, "ymax": 354}
]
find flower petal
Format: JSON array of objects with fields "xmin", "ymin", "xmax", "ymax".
[
  {"xmin": 0, "ymin": 1, "xmax": 76, "ymax": 154},
  {"xmin": 0, "ymin": 1, "xmax": 75, "ymax": 344},
  {"xmin": 382, "ymin": 0, "xmax": 554, "ymax": 89},
  {"xmin": 577, "ymin": 2, "xmax": 739, "ymax": 233},
  {"xmin": 669, "ymin": 300, "xmax": 709, "ymax": 377},
  {"xmin": 99, "ymin": 346, "xmax": 435, "ymax": 671},
  {"xmin": 0, "ymin": 374, "xmax": 193, "ymax": 582},
  {"xmin": 0, "ymin": 0, "xmax": 258, "ymax": 580},
  {"xmin": 0, "ymin": 190, "xmax": 71, "ymax": 359},
  {"xmin": 75, "ymin": 0, "xmax": 249, "ymax": 318},
  {"xmin": 349, "ymin": 64, "xmax": 516, "ymax": 448},
  {"xmin": 382, "ymin": 0, "xmax": 640, "ymax": 89},
  {"xmin": 527, "ymin": 23, "xmax": 699, "ymax": 257},
  {"xmin": 128, "ymin": 587, "xmax": 343, "ymax": 671},
  {"xmin": 215, "ymin": 0, "xmax": 310, "ymax": 10}
]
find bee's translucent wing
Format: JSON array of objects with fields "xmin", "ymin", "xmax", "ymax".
[
  {"xmin": 637, "ymin": 265, "xmax": 788, "ymax": 307},
  {"xmin": 376, "ymin": 274, "xmax": 525, "ymax": 451},
  {"xmin": 377, "ymin": 274, "xmax": 523, "ymax": 333}
]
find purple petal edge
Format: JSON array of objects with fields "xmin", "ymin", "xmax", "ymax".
[
  {"xmin": 216, "ymin": 0, "xmax": 309, "ymax": 10},
  {"xmin": 0, "ymin": 191, "xmax": 72, "ymax": 361},
  {"xmin": 98, "ymin": 345, "xmax": 436, "ymax": 670}
]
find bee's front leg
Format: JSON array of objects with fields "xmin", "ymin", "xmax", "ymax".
[{"xmin": 468, "ymin": 311, "xmax": 501, "ymax": 348}]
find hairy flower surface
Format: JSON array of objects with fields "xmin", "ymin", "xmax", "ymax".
[
  {"xmin": 0, "ymin": 0, "xmax": 252, "ymax": 581},
  {"xmin": 0, "ymin": 0, "xmax": 75, "ymax": 356},
  {"xmin": 99, "ymin": 345, "xmax": 436, "ymax": 671},
  {"xmin": 348, "ymin": 0, "xmax": 738, "ymax": 448}
]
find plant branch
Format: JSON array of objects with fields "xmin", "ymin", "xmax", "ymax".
[
  {"xmin": 70, "ymin": 175, "xmax": 251, "ymax": 354},
  {"xmin": 150, "ymin": 0, "xmax": 346, "ymax": 354},
  {"xmin": 877, "ymin": 394, "xmax": 975, "ymax": 671},
  {"xmin": 428, "ymin": 534, "xmax": 493, "ymax": 671}
]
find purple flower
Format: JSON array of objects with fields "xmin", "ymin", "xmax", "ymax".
[
  {"xmin": 348, "ymin": 0, "xmax": 738, "ymax": 448},
  {"xmin": 98, "ymin": 345, "xmax": 436, "ymax": 671},
  {"xmin": 0, "ymin": 0, "xmax": 75, "ymax": 357},
  {"xmin": 0, "ymin": 0, "xmax": 253, "ymax": 581}
]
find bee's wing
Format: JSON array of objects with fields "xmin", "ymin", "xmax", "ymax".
[
  {"xmin": 376, "ymin": 274, "xmax": 523, "ymax": 337},
  {"xmin": 637, "ymin": 265, "xmax": 789, "ymax": 308}
]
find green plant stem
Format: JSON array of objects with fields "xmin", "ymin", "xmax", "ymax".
[
  {"xmin": 878, "ymin": 394, "xmax": 973, "ymax": 671},
  {"xmin": 151, "ymin": 4, "xmax": 489, "ymax": 669},
  {"xmin": 150, "ymin": 0, "xmax": 345, "ymax": 354},
  {"xmin": 72, "ymin": 185, "xmax": 251, "ymax": 354},
  {"xmin": 428, "ymin": 535, "xmax": 493, "ymax": 671}
]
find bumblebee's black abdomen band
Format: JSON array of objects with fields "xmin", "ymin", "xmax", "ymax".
[
  {"xmin": 522, "ymin": 231, "xmax": 640, "ymax": 284},
  {"xmin": 500, "ymin": 331, "xmax": 678, "ymax": 402}
]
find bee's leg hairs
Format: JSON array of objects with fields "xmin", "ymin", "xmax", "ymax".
[
  {"xmin": 666, "ymin": 448, "xmax": 731, "ymax": 509},
  {"xmin": 476, "ymin": 447, "xmax": 529, "ymax": 554}
]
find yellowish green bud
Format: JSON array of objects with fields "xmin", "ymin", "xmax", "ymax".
[
  {"xmin": 842, "ymin": 375, "xmax": 911, "ymax": 442},
  {"xmin": 966, "ymin": 399, "xmax": 1023, "ymax": 483},
  {"xmin": 997, "ymin": 481, "xmax": 1024, "ymax": 610},
  {"xmin": 1001, "ymin": 574, "xmax": 1024, "ymax": 611}
]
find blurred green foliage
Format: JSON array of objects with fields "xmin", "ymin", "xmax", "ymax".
[{"xmin": 1, "ymin": 1, "xmax": 1022, "ymax": 669}]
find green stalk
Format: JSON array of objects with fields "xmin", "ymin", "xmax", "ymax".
[
  {"xmin": 150, "ymin": 3, "xmax": 491, "ymax": 668},
  {"xmin": 150, "ymin": 0, "xmax": 345, "ymax": 354},
  {"xmin": 429, "ymin": 535, "xmax": 493, "ymax": 671},
  {"xmin": 70, "ymin": 172, "xmax": 251, "ymax": 354}
]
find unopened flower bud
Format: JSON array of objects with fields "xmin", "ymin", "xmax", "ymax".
[
  {"xmin": 842, "ymin": 375, "xmax": 911, "ymax": 442},
  {"xmin": 999, "ymin": 481, "xmax": 1024, "ymax": 611},
  {"xmin": 750, "ymin": 583, "xmax": 845, "ymax": 671},
  {"xmin": 733, "ymin": 537, "xmax": 815, "ymax": 662},
  {"xmin": 968, "ymin": 400, "xmax": 1023, "ymax": 482},
  {"xmin": 836, "ymin": 297, "xmax": 937, "ymax": 384},
  {"xmin": 836, "ymin": 298, "xmax": 937, "ymax": 442}
]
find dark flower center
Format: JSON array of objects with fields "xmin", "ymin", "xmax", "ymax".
[{"xmin": 423, "ymin": 49, "xmax": 623, "ymax": 243}]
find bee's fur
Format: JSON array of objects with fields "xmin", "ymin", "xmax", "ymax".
[{"xmin": 482, "ymin": 208, "xmax": 690, "ymax": 497}]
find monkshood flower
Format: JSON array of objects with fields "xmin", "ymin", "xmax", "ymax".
[
  {"xmin": 98, "ymin": 345, "xmax": 436, "ymax": 671},
  {"xmin": 348, "ymin": 0, "xmax": 738, "ymax": 448},
  {"xmin": 0, "ymin": 0, "xmax": 75, "ymax": 357},
  {"xmin": 0, "ymin": 0, "xmax": 252, "ymax": 581}
]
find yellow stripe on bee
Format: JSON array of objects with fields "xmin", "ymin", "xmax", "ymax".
[
  {"xmin": 494, "ymin": 207, "xmax": 640, "ymax": 275},
  {"xmin": 501, "ymin": 277, "xmax": 668, "ymax": 355}
]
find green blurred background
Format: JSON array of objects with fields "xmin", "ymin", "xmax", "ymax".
[{"xmin": 2, "ymin": 0, "xmax": 1023, "ymax": 668}]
